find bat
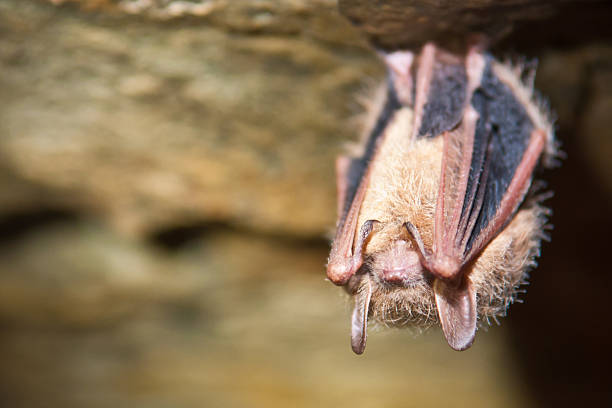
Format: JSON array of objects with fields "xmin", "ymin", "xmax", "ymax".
[{"xmin": 326, "ymin": 43, "xmax": 556, "ymax": 354}]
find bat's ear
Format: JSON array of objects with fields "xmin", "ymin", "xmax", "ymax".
[{"xmin": 434, "ymin": 278, "xmax": 477, "ymax": 351}]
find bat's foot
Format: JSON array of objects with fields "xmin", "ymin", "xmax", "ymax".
[{"xmin": 380, "ymin": 50, "xmax": 414, "ymax": 106}]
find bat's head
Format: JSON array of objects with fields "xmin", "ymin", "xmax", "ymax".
[
  {"xmin": 357, "ymin": 220, "xmax": 430, "ymax": 289},
  {"xmin": 368, "ymin": 239, "xmax": 425, "ymax": 287},
  {"xmin": 344, "ymin": 204, "xmax": 545, "ymax": 354},
  {"xmin": 347, "ymin": 221, "xmax": 438, "ymax": 327},
  {"xmin": 344, "ymin": 222, "xmax": 438, "ymax": 354}
]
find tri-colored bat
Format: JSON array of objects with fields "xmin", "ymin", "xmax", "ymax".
[{"xmin": 326, "ymin": 43, "xmax": 556, "ymax": 353}]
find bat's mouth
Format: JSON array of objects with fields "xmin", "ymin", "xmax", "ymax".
[{"xmin": 355, "ymin": 269, "xmax": 438, "ymax": 331}]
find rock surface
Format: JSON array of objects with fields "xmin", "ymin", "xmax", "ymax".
[
  {"xmin": 339, "ymin": 0, "xmax": 612, "ymax": 51},
  {"xmin": 1, "ymin": 1, "xmax": 612, "ymax": 407},
  {"xmin": 0, "ymin": 0, "xmax": 379, "ymax": 238},
  {"xmin": 2, "ymin": 1, "xmax": 612, "ymax": 238}
]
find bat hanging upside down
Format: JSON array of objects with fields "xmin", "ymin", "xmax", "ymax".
[{"xmin": 326, "ymin": 43, "xmax": 557, "ymax": 353}]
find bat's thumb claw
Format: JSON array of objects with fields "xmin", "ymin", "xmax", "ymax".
[{"xmin": 327, "ymin": 258, "xmax": 361, "ymax": 286}]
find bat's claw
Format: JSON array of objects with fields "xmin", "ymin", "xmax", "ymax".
[{"xmin": 327, "ymin": 258, "xmax": 360, "ymax": 286}]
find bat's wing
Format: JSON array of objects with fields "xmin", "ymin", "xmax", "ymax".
[
  {"xmin": 327, "ymin": 45, "xmax": 470, "ymax": 286},
  {"xmin": 411, "ymin": 43, "xmax": 468, "ymax": 140},
  {"xmin": 326, "ymin": 58, "xmax": 405, "ymax": 286},
  {"xmin": 406, "ymin": 47, "xmax": 550, "ymax": 350},
  {"xmin": 328, "ymin": 45, "xmax": 494, "ymax": 351}
]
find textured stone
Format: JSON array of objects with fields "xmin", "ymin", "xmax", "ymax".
[
  {"xmin": 1, "ymin": 1, "xmax": 612, "ymax": 407},
  {"xmin": 0, "ymin": 0, "xmax": 379, "ymax": 238},
  {"xmin": 2, "ymin": 1, "xmax": 612, "ymax": 239},
  {"xmin": 339, "ymin": 0, "xmax": 612, "ymax": 51}
]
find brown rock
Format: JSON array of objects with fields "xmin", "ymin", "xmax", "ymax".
[
  {"xmin": 0, "ymin": 0, "xmax": 379, "ymax": 238},
  {"xmin": 1, "ymin": 1, "xmax": 612, "ymax": 407},
  {"xmin": 3, "ymin": 1, "xmax": 611, "ymax": 240},
  {"xmin": 339, "ymin": 0, "xmax": 612, "ymax": 51}
]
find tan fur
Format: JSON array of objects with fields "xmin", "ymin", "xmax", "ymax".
[
  {"xmin": 333, "ymin": 48, "xmax": 557, "ymax": 348},
  {"xmin": 358, "ymin": 109, "xmax": 441, "ymax": 252},
  {"xmin": 353, "ymin": 102, "xmax": 547, "ymax": 328}
]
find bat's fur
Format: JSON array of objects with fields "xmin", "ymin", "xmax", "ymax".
[{"xmin": 349, "ymin": 69, "xmax": 551, "ymax": 329}]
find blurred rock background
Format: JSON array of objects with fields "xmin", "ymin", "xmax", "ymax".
[{"xmin": 0, "ymin": 0, "xmax": 611, "ymax": 407}]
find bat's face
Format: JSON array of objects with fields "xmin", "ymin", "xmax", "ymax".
[
  {"xmin": 365, "ymin": 238, "xmax": 439, "ymax": 327},
  {"xmin": 345, "ymin": 222, "xmax": 439, "ymax": 331},
  {"xmin": 368, "ymin": 238, "xmax": 424, "ymax": 288}
]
